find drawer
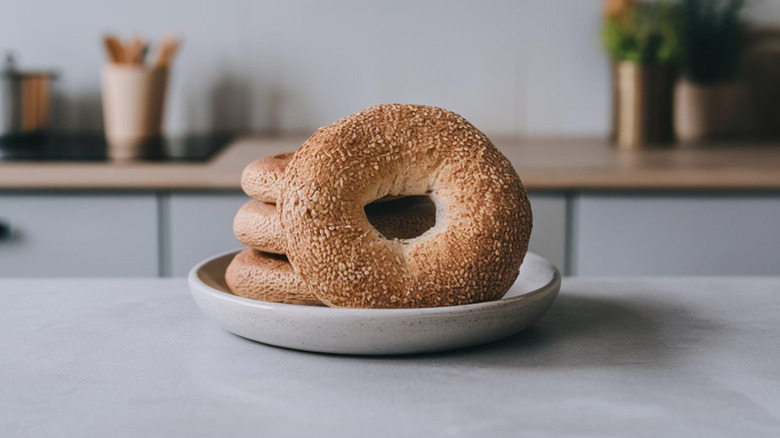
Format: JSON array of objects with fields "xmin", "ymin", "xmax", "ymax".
[
  {"xmin": 165, "ymin": 192, "xmax": 249, "ymax": 276},
  {"xmin": 527, "ymin": 193, "xmax": 567, "ymax": 273},
  {"xmin": 0, "ymin": 193, "xmax": 158, "ymax": 277},
  {"xmin": 572, "ymin": 193, "xmax": 780, "ymax": 275}
]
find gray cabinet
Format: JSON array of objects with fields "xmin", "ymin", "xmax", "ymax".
[
  {"xmin": 9, "ymin": 191, "xmax": 777, "ymax": 278},
  {"xmin": 572, "ymin": 194, "xmax": 780, "ymax": 275},
  {"xmin": 165, "ymin": 192, "xmax": 249, "ymax": 276},
  {"xmin": 527, "ymin": 193, "xmax": 567, "ymax": 273},
  {"xmin": 0, "ymin": 193, "xmax": 158, "ymax": 277},
  {"xmin": 164, "ymin": 192, "xmax": 569, "ymax": 277}
]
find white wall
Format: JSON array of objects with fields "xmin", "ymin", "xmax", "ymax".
[{"xmin": 12, "ymin": 0, "xmax": 774, "ymax": 138}]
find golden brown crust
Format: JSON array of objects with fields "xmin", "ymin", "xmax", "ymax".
[
  {"xmin": 229, "ymin": 196, "xmax": 437, "ymax": 304},
  {"xmin": 233, "ymin": 201, "xmax": 286, "ymax": 254},
  {"xmin": 279, "ymin": 104, "xmax": 532, "ymax": 309},
  {"xmin": 234, "ymin": 196, "xmax": 437, "ymax": 255},
  {"xmin": 240, "ymin": 152, "xmax": 294, "ymax": 203},
  {"xmin": 241, "ymin": 152, "xmax": 403, "ymax": 205},
  {"xmin": 225, "ymin": 249, "xmax": 323, "ymax": 306}
]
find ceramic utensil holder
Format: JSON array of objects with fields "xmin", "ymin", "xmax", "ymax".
[{"xmin": 102, "ymin": 65, "xmax": 168, "ymax": 159}]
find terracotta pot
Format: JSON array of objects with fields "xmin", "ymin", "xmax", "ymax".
[
  {"xmin": 674, "ymin": 80, "xmax": 740, "ymax": 143},
  {"xmin": 612, "ymin": 62, "xmax": 676, "ymax": 149}
]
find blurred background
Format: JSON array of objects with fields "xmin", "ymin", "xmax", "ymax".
[{"xmin": 1, "ymin": 0, "xmax": 779, "ymax": 278}]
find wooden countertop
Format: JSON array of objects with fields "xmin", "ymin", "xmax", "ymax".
[{"xmin": 1, "ymin": 136, "xmax": 779, "ymax": 191}]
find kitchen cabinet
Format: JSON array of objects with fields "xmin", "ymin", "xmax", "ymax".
[
  {"xmin": 6, "ymin": 190, "xmax": 777, "ymax": 278},
  {"xmin": 0, "ymin": 193, "xmax": 158, "ymax": 277},
  {"xmin": 165, "ymin": 192, "xmax": 249, "ymax": 276},
  {"xmin": 163, "ymin": 192, "xmax": 569, "ymax": 277},
  {"xmin": 571, "ymin": 193, "xmax": 780, "ymax": 275},
  {"xmin": 525, "ymin": 193, "xmax": 567, "ymax": 273}
]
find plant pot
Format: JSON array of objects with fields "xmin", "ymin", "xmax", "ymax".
[
  {"xmin": 611, "ymin": 62, "xmax": 676, "ymax": 149},
  {"xmin": 674, "ymin": 80, "xmax": 740, "ymax": 144},
  {"xmin": 741, "ymin": 28, "xmax": 780, "ymax": 139}
]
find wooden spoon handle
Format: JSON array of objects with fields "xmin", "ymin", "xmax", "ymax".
[
  {"xmin": 103, "ymin": 35, "xmax": 125, "ymax": 64},
  {"xmin": 155, "ymin": 36, "xmax": 180, "ymax": 68}
]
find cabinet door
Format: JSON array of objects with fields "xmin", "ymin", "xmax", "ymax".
[
  {"xmin": 165, "ymin": 192, "xmax": 569, "ymax": 276},
  {"xmin": 166, "ymin": 192, "xmax": 249, "ymax": 276},
  {"xmin": 527, "ymin": 193, "xmax": 567, "ymax": 273},
  {"xmin": 0, "ymin": 193, "xmax": 158, "ymax": 277},
  {"xmin": 573, "ymin": 194, "xmax": 780, "ymax": 275}
]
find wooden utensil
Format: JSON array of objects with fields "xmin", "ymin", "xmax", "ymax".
[
  {"xmin": 103, "ymin": 35, "xmax": 125, "ymax": 64},
  {"xmin": 155, "ymin": 36, "xmax": 180, "ymax": 68},
  {"xmin": 129, "ymin": 37, "xmax": 148, "ymax": 65},
  {"xmin": 103, "ymin": 35, "xmax": 151, "ymax": 65},
  {"xmin": 122, "ymin": 40, "xmax": 137, "ymax": 65}
]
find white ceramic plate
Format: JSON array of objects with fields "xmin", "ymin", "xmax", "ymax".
[{"xmin": 189, "ymin": 251, "xmax": 560, "ymax": 355}]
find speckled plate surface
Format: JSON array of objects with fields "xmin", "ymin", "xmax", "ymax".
[{"xmin": 189, "ymin": 250, "xmax": 560, "ymax": 355}]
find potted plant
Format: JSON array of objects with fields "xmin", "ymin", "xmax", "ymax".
[
  {"xmin": 675, "ymin": 0, "xmax": 746, "ymax": 143},
  {"xmin": 602, "ymin": 0, "xmax": 681, "ymax": 149}
]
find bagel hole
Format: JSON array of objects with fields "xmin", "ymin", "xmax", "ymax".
[
  {"xmin": 364, "ymin": 195, "xmax": 436, "ymax": 240},
  {"xmin": 264, "ymin": 252, "xmax": 289, "ymax": 262}
]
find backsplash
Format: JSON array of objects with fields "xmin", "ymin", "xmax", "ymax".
[{"xmin": 3, "ymin": 0, "xmax": 779, "ymax": 136}]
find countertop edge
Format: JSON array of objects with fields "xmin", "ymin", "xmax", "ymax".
[{"xmin": 2, "ymin": 136, "xmax": 780, "ymax": 191}]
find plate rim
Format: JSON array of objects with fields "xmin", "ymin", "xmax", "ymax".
[{"xmin": 189, "ymin": 249, "xmax": 561, "ymax": 317}]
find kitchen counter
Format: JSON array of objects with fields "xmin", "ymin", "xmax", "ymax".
[
  {"xmin": 2, "ymin": 278, "xmax": 778, "ymax": 437},
  {"xmin": 2, "ymin": 137, "xmax": 780, "ymax": 190}
]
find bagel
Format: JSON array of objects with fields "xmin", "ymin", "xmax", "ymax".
[
  {"xmin": 241, "ymin": 152, "xmax": 403, "ymax": 204},
  {"xmin": 234, "ymin": 196, "xmax": 437, "ymax": 255},
  {"xmin": 279, "ymin": 104, "xmax": 532, "ymax": 309},
  {"xmin": 233, "ymin": 201, "xmax": 286, "ymax": 254},
  {"xmin": 241, "ymin": 152, "xmax": 293, "ymax": 203},
  {"xmin": 225, "ymin": 249, "xmax": 323, "ymax": 306}
]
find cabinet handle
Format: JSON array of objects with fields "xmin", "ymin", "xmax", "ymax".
[{"xmin": 0, "ymin": 220, "xmax": 10, "ymax": 241}]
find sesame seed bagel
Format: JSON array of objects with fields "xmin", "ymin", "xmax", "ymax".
[
  {"xmin": 241, "ymin": 152, "xmax": 294, "ymax": 203},
  {"xmin": 225, "ymin": 249, "xmax": 323, "ymax": 306},
  {"xmin": 233, "ymin": 201, "xmax": 286, "ymax": 254},
  {"xmin": 234, "ymin": 196, "xmax": 437, "ymax": 255},
  {"xmin": 241, "ymin": 152, "xmax": 403, "ymax": 204},
  {"xmin": 279, "ymin": 104, "xmax": 532, "ymax": 309}
]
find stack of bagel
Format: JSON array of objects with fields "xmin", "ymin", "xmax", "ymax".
[
  {"xmin": 228, "ymin": 153, "xmax": 437, "ymax": 306},
  {"xmin": 226, "ymin": 104, "xmax": 532, "ymax": 309}
]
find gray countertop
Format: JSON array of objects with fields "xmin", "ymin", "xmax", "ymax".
[{"xmin": 1, "ymin": 278, "xmax": 779, "ymax": 437}]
